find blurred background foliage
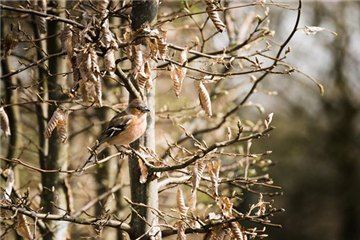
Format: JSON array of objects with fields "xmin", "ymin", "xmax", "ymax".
[{"xmin": 260, "ymin": 1, "xmax": 360, "ymax": 240}]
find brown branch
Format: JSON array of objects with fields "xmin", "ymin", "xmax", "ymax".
[
  {"xmin": 72, "ymin": 183, "xmax": 124, "ymax": 218},
  {"xmin": 0, "ymin": 4, "xmax": 85, "ymax": 29},
  {"xmin": 0, "ymin": 204, "xmax": 131, "ymax": 231},
  {"xmin": 150, "ymin": 127, "xmax": 273, "ymax": 173},
  {"xmin": 0, "ymin": 152, "xmax": 122, "ymax": 174},
  {"xmin": 0, "ymin": 50, "xmax": 67, "ymax": 79},
  {"xmin": 167, "ymin": 0, "xmax": 302, "ymax": 148},
  {"xmin": 115, "ymin": 66, "xmax": 142, "ymax": 100}
]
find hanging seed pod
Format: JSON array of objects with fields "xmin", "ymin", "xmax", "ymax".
[
  {"xmin": 198, "ymin": 82, "xmax": 212, "ymax": 117},
  {"xmin": 206, "ymin": 2, "xmax": 226, "ymax": 32}
]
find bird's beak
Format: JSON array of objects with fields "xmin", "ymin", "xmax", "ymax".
[{"xmin": 141, "ymin": 107, "xmax": 150, "ymax": 113}]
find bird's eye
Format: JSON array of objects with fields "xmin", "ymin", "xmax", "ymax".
[{"xmin": 136, "ymin": 107, "xmax": 142, "ymax": 110}]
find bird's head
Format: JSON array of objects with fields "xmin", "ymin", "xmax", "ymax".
[{"xmin": 127, "ymin": 99, "xmax": 150, "ymax": 116}]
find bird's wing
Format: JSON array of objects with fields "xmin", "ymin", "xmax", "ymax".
[{"xmin": 97, "ymin": 113, "xmax": 133, "ymax": 145}]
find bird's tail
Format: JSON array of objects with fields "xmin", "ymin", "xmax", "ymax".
[{"xmin": 78, "ymin": 143, "xmax": 108, "ymax": 174}]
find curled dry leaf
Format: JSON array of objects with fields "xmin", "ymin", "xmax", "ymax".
[
  {"xmin": 189, "ymin": 161, "xmax": 205, "ymax": 210},
  {"xmin": 71, "ymin": 56, "xmax": 80, "ymax": 93},
  {"xmin": 229, "ymin": 221, "xmax": 245, "ymax": 240},
  {"xmin": 35, "ymin": 0, "xmax": 47, "ymax": 34},
  {"xmin": 177, "ymin": 187, "xmax": 188, "ymax": 215},
  {"xmin": 179, "ymin": 47, "xmax": 188, "ymax": 66},
  {"xmin": 135, "ymin": 61, "xmax": 152, "ymax": 94},
  {"xmin": 92, "ymin": 80, "xmax": 103, "ymax": 106},
  {"xmin": 60, "ymin": 24, "xmax": 74, "ymax": 58},
  {"xmin": 198, "ymin": 82, "xmax": 212, "ymax": 117},
  {"xmin": 16, "ymin": 214, "xmax": 32, "ymax": 240},
  {"xmin": 104, "ymin": 49, "xmax": 116, "ymax": 73},
  {"xmin": 207, "ymin": 161, "xmax": 220, "ymax": 198},
  {"xmin": 204, "ymin": 226, "xmax": 232, "ymax": 240},
  {"xmin": 1, "ymin": 168, "xmax": 15, "ymax": 202},
  {"xmin": 175, "ymin": 220, "xmax": 187, "ymax": 240},
  {"xmin": 138, "ymin": 159, "xmax": 148, "ymax": 184},
  {"xmin": 102, "ymin": 17, "xmax": 119, "ymax": 50},
  {"xmin": 157, "ymin": 37, "xmax": 168, "ymax": 60},
  {"xmin": 132, "ymin": 45, "xmax": 144, "ymax": 74},
  {"xmin": 97, "ymin": 0, "xmax": 109, "ymax": 13},
  {"xmin": 206, "ymin": 1, "xmax": 226, "ymax": 32},
  {"xmin": 79, "ymin": 79, "xmax": 88, "ymax": 102},
  {"xmin": 170, "ymin": 64, "xmax": 186, "ymax": 98},
  {"xmin": 0, "ymin": 168, "xmax": 14, "ymax": 219},
  {"xmin": 44, "ymin": 108, "xmax": 69, "ymax": 143},
  {"xmin": 3, "ymin": 32, "xmax": 19, "ymax": 56},
  {"xmin": 218, "ymin": 196, "xmax": 233, "ymax": 219},
  {"xmin": 0, "ymin": 107, "xmax": 11, "ymax": 137}
]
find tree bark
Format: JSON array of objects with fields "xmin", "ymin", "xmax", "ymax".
[
  {"xmin": 40, "ymin": 1, "xmax": 69, "ymax": 239},
  {"xmin": 128, "ymin": 0, "xmax": 159, "ymax": 239}
]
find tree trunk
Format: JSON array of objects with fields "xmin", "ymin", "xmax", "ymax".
[
  {"xmin": 128, "ymin": 1, "xmax": 159, "ymax": 239},
  {"xmin": 40, "ymin": 1, "xmax": 69, "ymax": 239}
]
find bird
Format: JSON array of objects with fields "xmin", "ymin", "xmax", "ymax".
[{"xmin": 80, "ymin": 98, "xmax": 150, "ymax": 171}]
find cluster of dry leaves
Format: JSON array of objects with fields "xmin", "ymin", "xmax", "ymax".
[
  {"xmin": 60, "ymin": 0, "xmax": 117, "ymax": 106},
  {"xmin": 0, "ymin": 169, "xmax": 32, "ymax": 239}
]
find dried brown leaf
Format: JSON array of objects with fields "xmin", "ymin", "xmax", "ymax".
[
  {"xmin": 138, "ymin": 159, "xmax": 149, "ymax": 184},
  {"xmin": 179, "ymin": 47, "xmax": 188, "ymax": 65},
  {"xmin": 3, "ymin": 32, "xmax": 19, "ymax": 55},
  {"xmin": 92, "ymin": 80, "xmax": 103, "ymax": 107},
  {"xmin": 97, "ymin": 0, "xmax": 109, "ymax": 13},
  {"xmin": 0, "ymin": 107, "xmax": 11, "ymax": 137},
  {"xmin": 229, "ymin": 222, "xmax": 245, "ymax": 240},
  {"xmin": 207, "ymin": 161, "xmax": 220, "ymax": 198},
  {"xmin": 44, "ymin": 108, "xmax": 69, "ymax": 142},
  {"xmin": 189, "ymin": 161, "xmax": 206, "ymax": 210},
  {"xmin": 60, "ymin": 25, "xmax": 75, "ymax": 57},
  {"xmin": 204, "ymin": 226, "xmax": 232, "ymax": 240},
  {"xmin": 176, "ymin": 220, "xmax": 187, "ymax": 240},
  {"xmin": 157, "ymin": 38, "xmax": 168, "ymax": 60},
  {"xmin": 198, "ymin": 82, "xmax": 212, "ymax": 117},
  {"xmin": 102, "ymin": 18, "xmax": 119, "ymax": 50},
  {"xmin": 132, "ymin": 45, "xmax": 144, "ymax": 74},
  {"xmin": 35, "ymin": 0, "xmax": 47, "ymax": 34},
  {"xmin": 71, "ymin": 56, "xmax": 80, "ymax": 93},
  {"xmin": 146, "ymin": 38, "xmax": 158, "ymax": 59},
  {"xmin": 16, "ymin": 214, "xmax": 32, "ymax": 240},
  {"xmin": 170, "ymin": 64, "xmax": 186, "ymax": 98},
  {"xmin": 206, "ymin": 3, "xmax": 226, "ymax": 32},
  {"xmin": 1, "ymin": 169, "xmax": 14, "ymax": 202},
  {"xmin": 90, "ymin": 48, "xmax": 100, "ymax": 75},
  {"xmin": 104, "ymin": 49, "xmax": 116, "ymax": 73},
  {"xmin": 79, "ymin": 79, "xmax": 88, "ymax": 102},
  {"xmin": 177, "ymin": 187, "xmax": 188, "ymax": 215}
]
